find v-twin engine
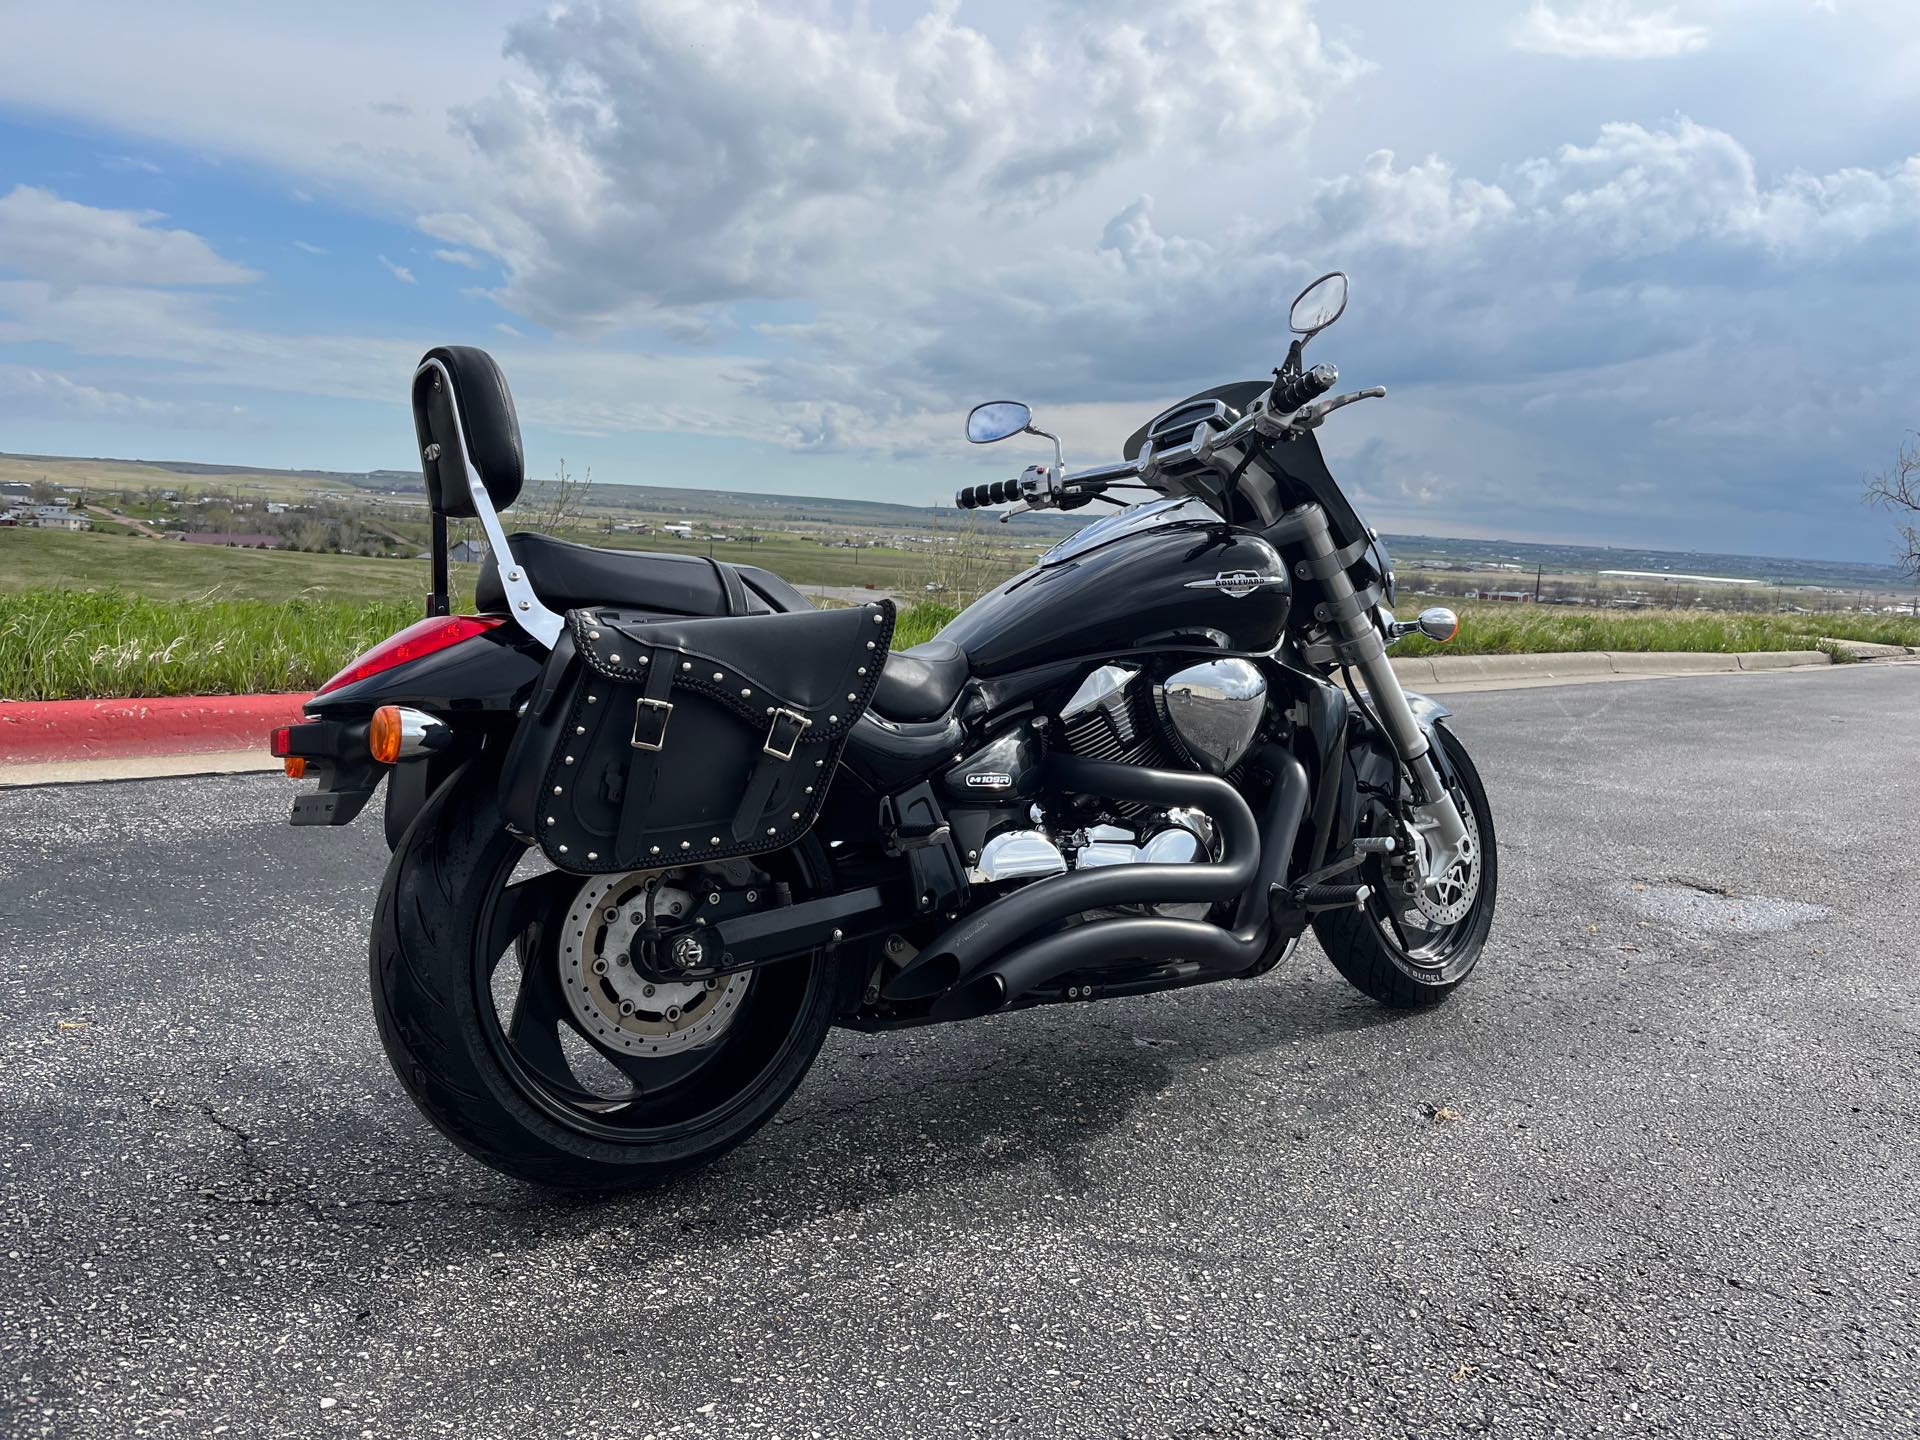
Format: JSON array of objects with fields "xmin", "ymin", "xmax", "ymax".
[{"xmin": 965, "ymin": 660, "xmax": 1253, "ymax": 919}]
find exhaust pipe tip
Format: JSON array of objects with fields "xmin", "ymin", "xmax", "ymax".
[{"xmin": 929, "ymin": 973, "xmax": 1006, "ymax": 1023}]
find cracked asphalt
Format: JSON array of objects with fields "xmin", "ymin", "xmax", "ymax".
[{"xmin": 2, "ymin": 663, "xmax": 1916, "ymax": 1439}]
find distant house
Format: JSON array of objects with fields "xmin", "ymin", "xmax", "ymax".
[
  {"xmin": 0, "ymin": 510, "xmax": 19, "ymax": 526},
  {"xmin": 31, "ymin": 505, "xmax": 90, "ymax": 532},
  {"xmin": 265, "ymin": 501, "xmax": 290, "ymax": 515},
  {"xmin": 178, "ymin": 532, "xmax": 280, "ymax": 549},
  {"xmin": 659, "ymin": 523, "xmax": 695, "ymax": 539},
  {"xmin": 1464, "ymin": 588, "xmax": 1533, "ymax": 603},
  {"xmin": 413, "ymin": 539, "xmax": 491, "ymax": 564}
]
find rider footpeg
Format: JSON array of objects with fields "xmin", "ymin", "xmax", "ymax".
[{"xmin": 1292, "ymin": 882, "xmax": 1372, "ymax": 912}]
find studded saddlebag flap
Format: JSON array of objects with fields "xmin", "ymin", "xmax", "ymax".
[{"xmin": 527, "ymin": 600, "xmax": 896, "ymax": 872}]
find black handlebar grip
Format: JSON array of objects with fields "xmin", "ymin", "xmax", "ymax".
[
  {"xmin": 957, "ymin": 478, "xmax": 1027, "ymax": 509},
  {"xmin": 1271, "ymin": 363, "xmax": 1338, "ymax": 414}
]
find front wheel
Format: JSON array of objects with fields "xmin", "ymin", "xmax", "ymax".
[
  {"xmin": 1313, "ymin": 724, "xmax": 1497, "ymax": 1008},
  {"xmin": 369, "ymin": 766, "xmax": 843, "ymax": 1190}
]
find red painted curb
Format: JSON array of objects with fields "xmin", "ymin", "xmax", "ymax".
[{"xmin": 0, "ymin": 693, "xmax": 312, "ymax": 764}]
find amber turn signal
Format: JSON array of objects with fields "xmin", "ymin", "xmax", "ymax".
[
  {"xmin": 368, "ymin": 705, "xmax": 404, "ymax": 765},
  {"xmin": 283, "ymin": 756, "xmax": 307, "ymax": 779}
]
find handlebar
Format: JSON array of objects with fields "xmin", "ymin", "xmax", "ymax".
[
  {"xmin": 1268, "ymin": 362, "xmax": 1338, "ymax": 414},
  {"xmin": 955, "ymin": 360, "xmax": 1376, "ymax": 513}
]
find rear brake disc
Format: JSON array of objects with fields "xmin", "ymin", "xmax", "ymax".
[{"xmin": 556, "ymin": 871, "xmax": 749, "ymax": 1057}]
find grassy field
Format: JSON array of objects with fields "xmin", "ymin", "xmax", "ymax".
[
  {"xmin": 0, "ymin": 586, "xmax": 959, "ymax": 701},
  {"xmin": 0, "ymin": 588, "xmax": 423, "ymax": 700},
  {"xmin": 1393, "ymin": 597, "xmax": 1920, "ymax": 656},
  {"xmin": 4, "ymin": 525, "xmax": 1916, "ymax": 702},
  {"xmin": 1, "ymin": 527, "xmax": 464, "ymax": 605},
  {"xmin": 0, "ymin": 524, "xmax": 1022, "ymax": 605}
]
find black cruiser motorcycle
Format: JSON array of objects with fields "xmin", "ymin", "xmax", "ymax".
[{"xmin": 274, "ymin": 273, "xmax": 1495, "ymax": 1189}]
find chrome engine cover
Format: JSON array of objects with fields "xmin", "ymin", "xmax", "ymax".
[{"xmin": 1157, "ymin": 658, "xmax": 1267, "ymax": 774}]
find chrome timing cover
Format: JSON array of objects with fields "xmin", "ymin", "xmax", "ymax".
[{"xmin": 1157, "ymin": 659, "xmax": 1267, "ymax": 774}]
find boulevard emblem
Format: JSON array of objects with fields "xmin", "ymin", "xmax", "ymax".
[{"xmin": 1184, "ymin": 571, "xmax": 1285, "ymax": 599}]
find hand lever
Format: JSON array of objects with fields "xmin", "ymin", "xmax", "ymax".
[{"xmin": 1294, "ymin": 386, "xmax": 1387, "ymax": 428}]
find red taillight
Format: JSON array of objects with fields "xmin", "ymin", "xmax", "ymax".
[
  {"xmin": 315, "ymin": 615, "xmax": 504, "ymax": 696},
  {"xmin": 268, "ymin": 725, "xmax": 292, "ymax": 757}
]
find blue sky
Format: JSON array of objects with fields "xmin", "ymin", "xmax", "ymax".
[{"xmin": 1, "ymin": 0, "xmax": 1917, "ymax": 563}]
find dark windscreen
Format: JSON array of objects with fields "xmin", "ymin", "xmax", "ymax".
[{"xmin": 1122, "ymin": 379, "xmax": 1271, "ymax": 460}]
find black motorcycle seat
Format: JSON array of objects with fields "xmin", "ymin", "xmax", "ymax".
[
  {"xmin": 477, "ymin": 532, "xmax": 812, "ymax": 617},
  {"xmin": 872, "ymin": 638, "xmax": 969, "ymax": 722}
]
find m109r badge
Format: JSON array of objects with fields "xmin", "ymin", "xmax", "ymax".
[
  {"xmin": 964, "ymin": 772, "xmax": 1015, "ymax": 790},
  {"xmin": 1185, "ymin": 570, "xmax": 1286, "ymax": 599}
]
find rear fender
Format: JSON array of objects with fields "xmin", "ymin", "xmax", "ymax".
[
  {"xmin": 303, "ymin": 624, "xmax": 543, "ymax": 718},
  {"xmin": 286, "ymin": 626, "xmax": 539, "ymax": 835}
]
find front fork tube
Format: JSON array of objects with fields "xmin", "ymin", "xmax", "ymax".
[{"xmin": 1290, "ymin": 506, "xmax": 1470, "ymax": 884}]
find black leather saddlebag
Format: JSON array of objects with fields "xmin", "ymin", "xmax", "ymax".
[{"xmin": 510, "ymin": 600, "xmax": 895, "ymax": 872}]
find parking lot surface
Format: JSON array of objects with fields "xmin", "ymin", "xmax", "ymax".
[{"xmin": 2, "ymin": 664, "xmax": 1915, "ymax": 1438}]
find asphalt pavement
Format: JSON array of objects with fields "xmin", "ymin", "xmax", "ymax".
[{"xmin": 2, "ymin": 663, "xmax": 1916, "ymax": 1438}]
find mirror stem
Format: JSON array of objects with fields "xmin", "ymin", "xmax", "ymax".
[{"xmin": 1024, "ymin": 425, "xmax": 1065, "ymax": 483}]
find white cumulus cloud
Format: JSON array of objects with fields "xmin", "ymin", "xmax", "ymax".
[
  {"xmin": 0, "ymin": 185, "xmax": 256, "ymax": 286},
  {"xmin": 1513, "ymin": 1, "xmax": 1710, "ymax": 59},
  {"xmin": 419, "ymin": 0, "xmax": 1365, "ymax": 332}
]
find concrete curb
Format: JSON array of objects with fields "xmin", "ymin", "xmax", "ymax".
[
  {"xmin": 0, "ymin": 748, "xmax": 280, "ymax": 789},
  {"xmin": 1395, "ymin": 648, "xmax": 1836, "ymax": 690},
  {"xmin": 1819, "ymin": 637, "xmax": 1918, "ymax": 661},
  {"xmin": 0, "ymin": 693, "xmax": 309, "ymax": 767}
]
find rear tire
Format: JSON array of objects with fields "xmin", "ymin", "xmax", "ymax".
[
  {"xmin": 369, "ymin": 766, "xmax": 841, "ymax": 1190},
  {"xmin": 1313, "ymin": 725, "xmax": 1497, "ymax": 1009}
]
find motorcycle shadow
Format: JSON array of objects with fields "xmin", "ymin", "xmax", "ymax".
[{"xmin": 304, "ymin": 968, "xmax": 1404, "ymax": 1251}]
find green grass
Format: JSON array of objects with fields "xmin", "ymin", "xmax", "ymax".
[
  {"xmin": 1392, "ymin": 597, "xmax": 1920, "ymax": 657},
  {"xmin": 0, "ymin": 588, "xmax": 424, "ymax": 701},
  {"xmin": 895, "ymin": 601, "xmax": 957, "ymax": 649},
  {"xmin": 0, "ymin": 585, "xmax": 965, "ymax": 702}
]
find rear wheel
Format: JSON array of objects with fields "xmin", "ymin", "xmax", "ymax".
[
  {"xmin": 370, "ymin": 766, "xmax": 841, "ymax": 1189},
  {"xmin": 1313, "ymin": 725, "xmax": 1497, "ymax": 1008}
]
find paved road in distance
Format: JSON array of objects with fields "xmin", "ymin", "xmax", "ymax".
[{"xmin": 2, "ymin": 664, "xmax": 1915, "ymax": 1438}]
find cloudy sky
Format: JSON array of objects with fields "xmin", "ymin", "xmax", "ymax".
[{"xmin": 1, "ymin": 0, "xmax": 1916, "ymax": 562}]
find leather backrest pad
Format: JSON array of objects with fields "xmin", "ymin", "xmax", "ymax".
[{"xmin": 412, "ymin": 345, "xmax": 525, "ymax": 517}]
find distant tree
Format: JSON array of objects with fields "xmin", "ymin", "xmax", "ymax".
[
  {"xmin": 520, "ymin": 458, "xmax": 594, "ymax": 535},
  {"xmin": 1866, "ymin": 434, "xmax": 1920, "ymax": 579}
]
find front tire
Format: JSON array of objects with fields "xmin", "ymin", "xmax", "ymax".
[
  {"xmin": 369, "ymin": 766, "xmax": 841, "ymax": 1190},
  {"xmin": 1313, "ymin": 724, "xmax": 1497, "ymax": 1009}
]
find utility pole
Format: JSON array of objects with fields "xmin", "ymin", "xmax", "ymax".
[{"xmin": 1534, "ymin": 561, "xmax": 1543, "ymax": 603}]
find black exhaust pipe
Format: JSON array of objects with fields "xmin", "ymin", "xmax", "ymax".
[
  {"xmin": 933, "ymin": 916, "xmax": 1253, "ymax": 1020},
  {"xmin": 883, "ymin": 755, "xmax": 1261, "ymax": 1002},
  {"xmin": 928, "ymin": 749, "xmax": 1311, "ymax": 1020}
]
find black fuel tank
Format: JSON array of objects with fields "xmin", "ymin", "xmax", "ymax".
[{"xmin": 939, "ymin": 504, "xmax": 1289, "ymax": 676}]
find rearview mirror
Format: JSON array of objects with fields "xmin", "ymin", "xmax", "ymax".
[
  {"xmin": 1289, "ymin": 272, "xmax": 1349, "ymax": 338},
  {"xmin": 966, "ymin": 400, "xmax": 1032, "ymax": 445}
]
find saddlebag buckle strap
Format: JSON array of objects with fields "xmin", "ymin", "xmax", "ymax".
[
  {"xmin": 630, "ymin": 696, "xmax": 673, "ymax": 751},
  {"xmin": 763, "ymin": 707, "xmax": 811, "ymax": 762}
]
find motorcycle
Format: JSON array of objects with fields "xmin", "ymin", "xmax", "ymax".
[{"xmin": 273, "ymin": 272, "xmax": 1495, "ymax": 1189}]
